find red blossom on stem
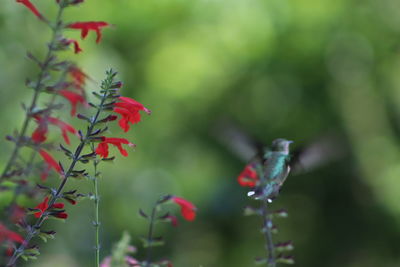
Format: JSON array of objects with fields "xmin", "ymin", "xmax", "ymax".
[
  {"xmin": 171, "ymin": 196, "xmax": 196, "ymax": 221},
  {"xmin": 33, "ymin": 115, "xmax": 78, "ymax": 145},
  {"xmin": 32, "ymin": 119, "xmax": 48, "ymax": 143},
  {"xmin": 16, "ymin": 0, "xmax": 43, "ymax": 20},
  {"xmin": 48, "ymin": 117, "xmax": 78, "ymax": 145},
  {"xmin": 40, "ymin": 165, "xmax": 51, "ymax": 181},
  {"xmin": 66, "ymin": 39, "xmax": 83, "ymax": 54},
  {"xmin": 68, "ymin": 21, "xmax": 110, "ymax": 43},
  {"xmin": 39, "ymin": 149, "xmax": 62, "ymax": 176},
  {"xmin": 69, "ymin": 66, "xmax": 87, "ymax": 89},
  {"xmin": 59, "ymin": 89, "xmax": 87, "ymax": 116},
  {"xmin": 0, "ymin": 223, "xmax": 24, "ymax": 244},
  {"xmin": 113, "ymin": 96, "xmax": 151, "ymax": 132},
  {"xmin": 33, "ymin": 196, "xmax": 66, "ymax": 219},
  {"xmin": 10, "ymin": 205, "xmax": 26, "ymax": 224},
  {"xmin": 166, "ymin": 215, "xmax": 178, "ymax": 227},
  {"xmin": 95, "ymin": 137, "xmax": 135, "ymax": 158},
  {"xmin": 237, "ymin": 164, "xmax": 259, "ymax": 187}
]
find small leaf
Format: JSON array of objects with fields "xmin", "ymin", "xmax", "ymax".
[
  {"xmin": 273, "ymin": 209, "xmax": 288, "ymax": 218},
  {"xmin": 77, "ymin": 113, "xmax": 91, "ymax": 122},
  {"xmin": 243, "ymin": 206, "xmax": 262, "ymax": 216},
  {"xmin": 138, "ymin": 209, "xmax": 148, "ymax": 219},
  {"xmin": 276, "ymin": 254, "xmax": 295, "ymax": 264},
  {"xmin": 254, "ymin": 257, "xmax": 267, "ymax": 265},
  {"xmin": 275, "ymin": 241, "xmax": 294, "ymax": 252}
]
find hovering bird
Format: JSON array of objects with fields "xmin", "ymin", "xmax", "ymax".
[{"xmin": 214, "ymin": 119, "xmax": 345, "ymax": 199}]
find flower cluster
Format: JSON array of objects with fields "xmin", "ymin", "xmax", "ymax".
[
  {"xmin": 16, "ymin": 0, "xmax": 110, "ymax": 53},
  {"xmin": 32, "ymin": 196, "xmax": 68, "ymax": 219},
  {"xmin": 1, "ymin": 1, "xmax": 202, "ymax": 266}
]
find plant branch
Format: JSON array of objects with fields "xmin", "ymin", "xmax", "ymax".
[
  {"xmin": 6, "ymin": 73, "xmax": 112, "ymax": 266},
  {"xmin": 262, "ymin": 200, "xmax": 276, "ymax": 267},
  {"xmin": 0, "ymin": 5, "xmax": 65, "ymax": 181},
  {"xmin": 91, "ymin": 143, "xmax": 101, "ymax": 267},
  {"xmin": 145, "ymin": 203, "xmax": 158, "ymax": 267}
]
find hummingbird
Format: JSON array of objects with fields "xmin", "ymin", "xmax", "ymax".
[
  {"xmin": 213, "ymin": 119, "xmax": 345, "ymax": 199},
  {"xmin": 248, "ymin": 138, "xmax": 293, "ymax": 200}
]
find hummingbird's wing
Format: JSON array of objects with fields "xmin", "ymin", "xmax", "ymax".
[
  {"xmin": 289, "ymin": 134, "xmax": 346, "ymax": 175},
  {"xmin": 213, "ymin": 118, "xmax": 264, "ymax": 162},
  {"xmin": 213, "ymin": 119, "xmax": 346, "ymax": 174}
]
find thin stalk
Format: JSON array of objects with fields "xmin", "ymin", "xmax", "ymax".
[
  {"xmin": 262, "ymin": 200, "xmax": 276, "ymax": 267},
  {"xmin": 6, "ymin": 82, "xmax": 110, "ymax": 266},
  {"xmin": 145, "ymin": 203, "xmax": 158, "ymax": 267},
  {"xmin": 91, "ymin": 143, "xmax": 100, "ymax": 267},
  {"xmin": 0, "ymin": 5, "xmax": 65, "ymax": 181},
  {"xmin": 6, "ymin": 88, "xmax": 65, "ymax": 214},
  {"xmin": 255, "ymin": 163, "xmax": 276, "ymax": 267}
]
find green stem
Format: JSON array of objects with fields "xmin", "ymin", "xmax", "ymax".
[
  {"xmin": 0, "ymin": 5, "xmax": 65, "ymax": 181},
  {"xmin": 91, "ymin": 143, "xmax": 100, "ymax": 267},
  {"xmin": 6, "ymin": 78, "xmax": 110, "ymax": 266},
  {"xmin": 262, "ymin": 200, "xmax": 276, "ymax": 267},
  {"xmin": 255, "ymin": 163, "xmax": 276, "ymax": 267},
  {"xmin": 6, "ymin": 76, "xmax": 67, "ymax": 215},
  {"xmin": 145, "ymin": 203, "xmax": 158, "ymax": 267}
]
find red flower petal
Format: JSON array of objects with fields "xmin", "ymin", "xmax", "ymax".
[
  {"xmin": 40, "ymin": 165, "xmax": 51, "ymax": 181},
  {"xmin": 54, "ymin": 212, "xmax": 68, "ymax": 219},
  {"xmin": 171, "ymin": 196, "xmax": 196, "ymax": 221},
  {"xmin": 167, "ymin": 215, "xmax": 178, "ymax": 227},
  {"xmin": 34, "ymin": 196, "xmax": 49, "ymax": 218},
  {"xmin": 0, "ymin": 223, "xmax": 24, "ymax": 244},
  {"xmin": 48, "ymin": 117, "xmax": 78, "ymax": 145},
  {"xmin": 95, "ymin": 137, "xmax": 135, "ymax": 158},
  {"xmin": 67, "ymin": 39, "xmax": 83, "ymax": 54},
  {"xmin": 112, "ymin": 97, "xmax": 151, "ymax": 132},
  {"xmin": 10, "ymin": 205, "xmax": 26, "ymax": 223},
  {"xmin": 69, "ymin": 66, "xmax": 87, "ymax": 88},
  {"xmin": 95, "ymin": 142, "xmax": 109, "ymax": 158},
  {"xmin": 59, "ymin": 89, "xmax": 87, "ymax": 116},
  {"xmin": 52, "ymin": 202, "xmax": 64, "ymax": 209},
  {"xmin": 32, "ymin": 124, "xmax": 48, "ymax": 143},
  {"xmin": 68, "ymin": 21, "xmax": 110, "ymax": 43},
  {"xmin": 39, "ymin": 149, "xmax": 62, "ymax": 175},
  {"xmin": 16, "ymin": 0, "xmax": 43, "ymax": 20},
  {"xmin": 237, "ymin": 164, "xmax": 259, "ymax": 187}
]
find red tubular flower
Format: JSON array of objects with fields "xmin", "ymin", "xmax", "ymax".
[
  {"xmin": 32, "ymin": 120, "xmax": 48, "ymax": 143},
  {"xmin": 68, "ymin": 21, "xmax": 110, "ymax": 43},
  {"xmin": 16, "ymin": 0, "xmax": 43, "ymax": 20},
  {"xmin": 6, "ymin": 246, "xmax": 14, "ymax": 257},
  {"xmin": 69, "ymin": 66, "xmax": 87, "ymax": 89},
  {"xmin": 166, "ymin": 215, "xmax": 178, "ymax": 227},
  {"xmin": 34, "ymin": 115, "xmax": 78, "ymax": 145},
  {"xmin": 40, "ymin": 165, "xmax": 51, "ymax": 181},
  {"xmin": 59, "ymin": 89, "xmax": 87, "ymax": 116},
  {"xmin": 48, "ymin": 117, "xmax": 78, "ymax": 145},
  {"xmin": 54, "ymin": 212, "xmax": 68, "ymax": 219},
  {"xmin": 95, "ymin": 137, "xmax": 135, "ymax": 158},
  {"xmin": 66, "ymin": 39, "xmax": 83, "ymax": 54},
  {"xmin": 39, "ymin": 149, "xmax": 62, "ymax": 175},
  {"xmin": 33, "ymin": 196, "xmax": 65, "ymax": 218},
  {"xmin": 33, "ymin": 196, "xmax": 49, "ymax": 218},
  {"xmin": 237, "ymin": 164, "xmax": 259, "ymax": 187},
  {"xmin": 113, "ymin": 96, "xmax": 151, "ymax": 132},
  {"xmin": 10, "ymin": 205, "xmax": 26, "ymax": 223},
  {"xmin": 171, "ymin": 196, "xmax": 196, "ymax": 221},
  {"xmin": 0, "ymin": 223, "xmax": 24, "ymax": 244}
]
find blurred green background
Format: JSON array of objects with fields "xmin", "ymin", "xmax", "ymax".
[{"xmin": 2, "ymin": 0, "xmax": 400, "ymax": 266}]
